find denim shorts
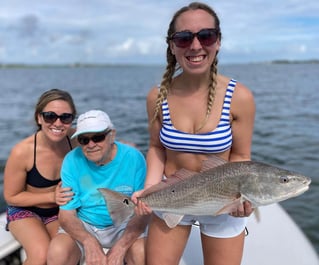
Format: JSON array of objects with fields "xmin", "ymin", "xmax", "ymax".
[{"xmin": 154, "ymin": 211, "xmax": 247, "ymax": 238}]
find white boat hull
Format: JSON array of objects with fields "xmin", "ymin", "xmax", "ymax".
[{"xmin": 1, "ymin": 203, "xmax": 318, "ymax": 264}]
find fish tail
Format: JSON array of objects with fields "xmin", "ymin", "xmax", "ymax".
[{"xmin": 98, "ymin": 188, "xmax": 135, "ymax": 226}]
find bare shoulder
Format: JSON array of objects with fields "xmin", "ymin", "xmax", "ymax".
[
  {"xmin": 147, "ymin": 86, "xmax": 159, "ymax": 103},
  {"xmin": 9, "ymin": 135, "xmax": 34, "ymax": 158},
  {"xmin": 6, "ymin": 135, "xmax": 34, "ymax": 170},
  {"xmin": 218, "ymin": 74, "xmax": 254, "ymax": 101},
  {"xmin": 146, "ymin": 86, "xmax": 160, "ymax": 114},
  {"xmin": 232, "ymin": 81, "xmax": 256, "ymax": 119},
  {"xmin": 233, "ymin": 81, "xmax": 254, "ymax": 102}
]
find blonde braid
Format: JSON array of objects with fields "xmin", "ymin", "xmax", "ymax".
[
  {"xmin": 207, "ymin": 57, "xmax": 218, "ymax": 116},
  {"xmin": 153, "ymin": 2, "xmax": 222, "ymax": 128},
  {"xmin": 195, "ymin": 57, "xmax": 218, "ymax": 133},
  {"xmin": 151, "ymin": 48, "xmax": 176, "ymax": 123}
]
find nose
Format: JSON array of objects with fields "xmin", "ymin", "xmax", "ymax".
[
  {"xmin": 86, "ymin": 139, "xmax": 97, "ymax": 147},
  {"xmin": 189, "ymin": 35, "xmax": 202, "ymax": 49},
  {"xmin": 52, "ymin": 118, "xmax": 64, "ymax": 126}
]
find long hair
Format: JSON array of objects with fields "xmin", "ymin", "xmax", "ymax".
[{"xmin": 152, "ymin": 2, "xmax": 222, "ymax": 127}]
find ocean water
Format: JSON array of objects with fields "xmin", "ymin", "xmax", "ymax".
[{"xmin": 0, "ymin": 63, "xmax": 318, "ymax": 254}]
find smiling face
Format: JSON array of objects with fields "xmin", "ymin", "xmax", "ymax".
[
  {"xmin": 79, "ymin": 130, "xmax": 115, "ymax": 165},
  {"xmin": 170, "ymin": 9, "xmax": 221, "ymax": 75},
  {"xmin": 38, "ymin": 99, "xmax": 74, "ymax": 141}
]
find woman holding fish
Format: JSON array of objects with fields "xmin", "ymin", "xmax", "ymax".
[{"xmin": 133, "ymin": 2, "xmax": 256, "ymax": 265}]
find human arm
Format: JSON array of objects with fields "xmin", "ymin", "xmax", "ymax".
[
  {"xmin": 3, "ymin": 140, "xmax": 57, "ymax": 207},
  {"xmin": 229, "ymin": 81, "xmax": 255, "ymax": 162},
  {"xmin": 58, "ymin": 209, "xmax": 107, "ymax": 265},
  {"xmin": 132, "ymin": 87, "xmax": 166, "ymax": 215},
  {"xmin": 106, "ymin": 215, "xmax": 150, "ymax": 265},
  {"xmin": 229, "ymin": 81, "xmax": 256, "ymax": 217}
]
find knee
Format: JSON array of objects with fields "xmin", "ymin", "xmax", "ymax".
[
  {"xmin": 24, "ymin": 245, "xmax": 48, "ymax": 265},
  {"xmin": 125, "ymin": 238, "xmax": 146, "ymax": 265},
  {"xmin": 47, "ymin": 235, "xmax": 80, "ymax": 265},
  {"xmin": 47, "ymin": 239, "xmax": 67, "ymax": 264}
]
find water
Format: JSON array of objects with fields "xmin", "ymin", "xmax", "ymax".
[{"xmin": 0, "ymin": 63, "xmax": 318, "ymax": 254}]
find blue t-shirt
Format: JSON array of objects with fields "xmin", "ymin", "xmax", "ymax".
[{"xmin": 60, "ymin": 141, "xmax": 146, "ymax": 228}]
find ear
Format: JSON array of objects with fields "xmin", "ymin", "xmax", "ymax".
[
  {"xmin": 216, "ymin": 38, "xmax": 221, "ymax": 51},
  {"xmin": 37, "ymin": 113, "xmax": 43, "ymax": 126},
  {"xmin": 169, "ymin": 40, "xmax": 176, "ymax": 55},
  {"xmin": 110, "ymin": 130, "xmax": 116, "ymax": 142}
]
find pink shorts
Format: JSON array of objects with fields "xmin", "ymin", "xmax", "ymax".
[{"xmin": 6, "ymin": 206, "xmax": 58, "ymax": 230}]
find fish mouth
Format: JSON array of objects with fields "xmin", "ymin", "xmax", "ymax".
[{"xmin": 292, "ymin": 184, "xmax": 310, "ymax": 197}]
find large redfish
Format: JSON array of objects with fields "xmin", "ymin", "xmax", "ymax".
[{"xmin": 99, "ymin": 156, "xmax": 311, "ymax": 228}]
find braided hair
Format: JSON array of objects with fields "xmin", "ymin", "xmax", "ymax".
[{"xmin": 152, "ymin": 2, "xmax": 222, "ymax": 130}]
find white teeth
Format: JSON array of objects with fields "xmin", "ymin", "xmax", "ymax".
[
  {"xmin": 188, "ymin": 56, "xmax": 204, "ymax": 62},
  {"xmin": 51, "ymin": 128, "xmax": 63, "ymax": 133}
]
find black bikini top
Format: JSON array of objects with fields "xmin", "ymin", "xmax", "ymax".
[{"xmin": 26, "ymin": 132, "xmax": 72, "ymax": 188}]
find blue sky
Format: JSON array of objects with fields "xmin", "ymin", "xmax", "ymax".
[{"xmin": 0, "ymin": 0, "xmax": 318, "ymax": 65}]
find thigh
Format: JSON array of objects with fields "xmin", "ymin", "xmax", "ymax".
[
  {"xmin": 125, "ymin": 237, "xmax": 146, "ymax": 265},
  {"xmin": 9, "ymin": 217, "xmax": 51, "ymax": 256},
  {"xmin": 45, "ymin": 219, "xmax": 60, "ymax": 239},
  {"xmin": 146, "ymin": 214, "xmax": 191, "ymax": 265},
  {"xmin": 201, "ymin": 231, "xmax": 245, "ymax": 265}
]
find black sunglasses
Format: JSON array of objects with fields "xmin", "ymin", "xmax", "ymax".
[
  {"xmin": 77, "ymin": 130, "xmax": 112, "ymax": 145},
  {"xmin": 170, "ymin": 28, "xmax": 219, "ymax": 48},
  {"xmin": 41, "ymin": 111, "xmax": 74, "ymax": 124}
]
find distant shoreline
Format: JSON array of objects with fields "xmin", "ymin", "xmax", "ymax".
[
  {"xmin": 270, "ymin": 59, "xmax": 319, "ymax": 64},
  {"xmin": 0, "ymin": 59, "xmax": 318, "ymax": 69}
]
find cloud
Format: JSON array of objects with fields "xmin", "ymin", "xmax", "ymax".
[{"xmin": 0, "ymin": 0, "xmax": 318, "ymax": 64}]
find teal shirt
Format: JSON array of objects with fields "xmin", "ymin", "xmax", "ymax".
[{"xmin": 60, "ymin": 141, "xmax": 146, "ymax": 228}]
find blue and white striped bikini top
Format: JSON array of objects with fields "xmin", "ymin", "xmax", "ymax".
[{"xmin": 159, "ymin": 79, "xmax": 236, "ymax": 154}]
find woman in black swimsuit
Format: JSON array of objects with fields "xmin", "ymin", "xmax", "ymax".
[{"xmin": 4, "ymin": 89, "xmax": 76, "ymax": 265}]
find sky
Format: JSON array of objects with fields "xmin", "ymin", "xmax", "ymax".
[{"xmin": 0, "ymin": 0, "xmax": 319, "ymax": 65}]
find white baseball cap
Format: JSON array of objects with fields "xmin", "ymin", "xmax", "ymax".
[{"xmin": 71, "ymin": 110, "xmax": 114, "ymax": 139}]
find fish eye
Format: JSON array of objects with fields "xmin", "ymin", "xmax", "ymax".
[
  {"xmin": 123, "ymin": 198, "xmax": 129, "ymax": 205},
  {"xmin": 280, "ymin": 176, "xmax": 289, "ymax": 183}
]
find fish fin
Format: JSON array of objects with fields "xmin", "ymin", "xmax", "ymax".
[
  {"xmin": 141, "ymin": 172, "xmax": 195, "ymax": 197},
  {"xmin": 171, "ymin": 168, "xmax": 198, "ymax": 180},
  {"xmin": 200, "ymin": 155, "xmax": 228, "ymax": 172},
  {"xmin": 215, "ymin": 198, "xmax": 243, "ymax": 215},
  {"xmin": 162, "ymin": 213, "xmax": 184, "ymax": 228},
  {"xmin": 98, "ymin": 188, "xmax": 135, "ymax": 226},
  {"xmin": 141, "ymin": 179, "xmax": 177, "ymax": 196}
]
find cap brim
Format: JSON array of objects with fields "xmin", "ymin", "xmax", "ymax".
[{"xmin": 71, "ymin": 128, "xmax": 107, "ymax": 139}]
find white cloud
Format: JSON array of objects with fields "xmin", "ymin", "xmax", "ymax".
[{"xmin": 0, "ymin": 0, "xmax": 318, "ymax": 64}]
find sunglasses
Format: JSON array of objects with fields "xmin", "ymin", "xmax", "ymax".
[
  {"xmin": 41, "ymin": 111, "xmax": 74, "ymax": 124},
  {"xmin": 77, "ymin": 130, "xmax": 112, "ymax": 145},
  {"xmin": 170, "ymin": 28, "xmax": 219, "ymax": 48}
]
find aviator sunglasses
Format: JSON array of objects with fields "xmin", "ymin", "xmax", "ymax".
[
  {"xmin": 170, "ymin": 28, "xmax": 219, "ymax": 48},
  {"xmin": 77, "ymin": 130, "xmax": 112, "ymax": 145},
  {"xmin": 41, "ymin": 111, "xmax": 74, "ymax": 124}
]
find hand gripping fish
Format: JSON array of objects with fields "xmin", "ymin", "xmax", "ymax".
[{"xmin": 99, "ymin": 156, "xmax": 311, "ymax": 228}]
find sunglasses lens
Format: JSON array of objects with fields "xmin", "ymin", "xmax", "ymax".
[
  {"xmin": 91, "ymin": 134, "xmax": 107, "ymax": 143},
  {"xmin": 42, "ymin": 112, "xmax": 58, "ymax": 123},
  {"xmin": 78, "ymin": 136, "xmax": 90, "ymax": 145},
  {"xmin": 78, "ymin": 133, "xmax": 108, "ymax": 145},
  {"xmin": 41, "ymin": 112, "xmax": 73, "ymax": 124},
  {"xmin": 171, "ymin": 29, "xmax": 218, "ymax": 48},
  {"xmin": 59, "ymin": 113, "xmax": 74, "ymax": 124},
  {"xmin": 172, "ymin": 32, "xmax": 193, "ymax": 48},
  {"xmin": 197, "ymin": 29, "xmax": 218, "ymax": 46}
]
